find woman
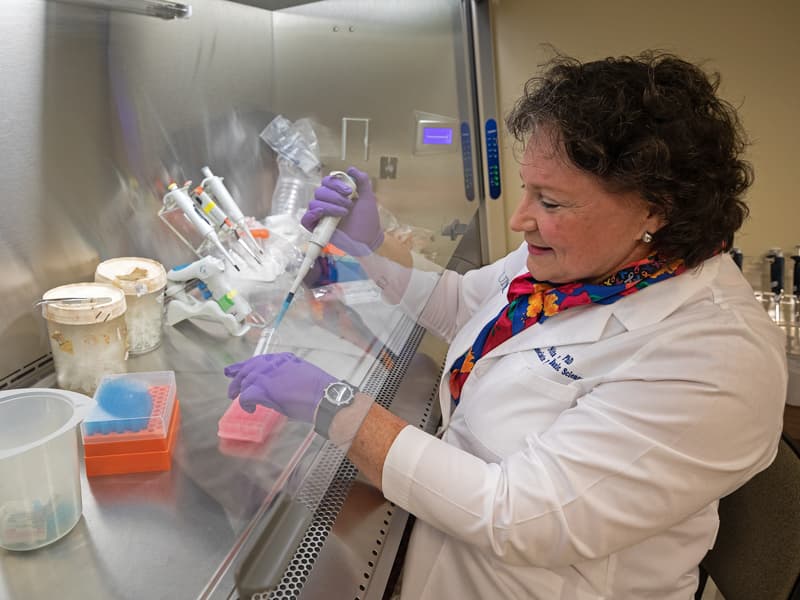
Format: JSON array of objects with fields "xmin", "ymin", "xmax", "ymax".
[{"xmin": 225, "ymin": 52, "xmax": 787, "ymax": 599}]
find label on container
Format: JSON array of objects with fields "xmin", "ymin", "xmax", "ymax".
[{"xmin": 0, "ymin": 500, "xmax": 49, "ymax": 548}]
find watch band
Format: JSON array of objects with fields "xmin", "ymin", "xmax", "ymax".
[{"xmin": 314, "ymin": 380, "xmax": 357, "ymax": 438}]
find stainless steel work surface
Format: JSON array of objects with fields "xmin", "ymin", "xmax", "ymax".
[
  {"xmin": 0, "ymin": 326, "xmax": 296, "ymax": 600},
  {"xmin": 0, "ymin": 287, "xmax": 421, "ymax": 600}
]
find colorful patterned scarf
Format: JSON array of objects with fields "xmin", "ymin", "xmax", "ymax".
[{"xmin": 448, "ymin": 254, "xmax": 686, "ymax": 404}]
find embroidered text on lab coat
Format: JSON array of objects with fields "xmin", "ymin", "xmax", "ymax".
[{"xmin": 534, "ymin": 346, "xmax": 583, "ymax": 380}]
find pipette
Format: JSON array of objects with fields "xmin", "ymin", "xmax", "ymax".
[
  {"xmin": 200, "ymin": 166, "xmax": 264, "ymax": 259},
  {"xmin": 192, "ymin": 185, "xmax": 263, "ymax": 265},
  {"xmin": 192, "ymin": 184, "xmax": 236, "ymax": 233},
  {"xmin": 163, "ymin": 182, "xmax": 241, "ymax": 272},
  {"xmin": 260, "ymin": 170, "xmax": 357, "ymax": 349}
]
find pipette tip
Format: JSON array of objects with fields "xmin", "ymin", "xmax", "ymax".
[
  {"xmin": 236, "ymin": 235, "xmax": 263, "ymax": 265},
  {"xmin": 242, "ymin": 228, "xmax": 265, "ymax": 256},
  {"xmin": 274, "ymin": 292, "xmax": 294, "ymax": 329}
]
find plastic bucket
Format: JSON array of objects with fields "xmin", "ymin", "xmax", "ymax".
[{"xmin": 0, "ymin": 388, "xmax": 94, "ymax": 551}]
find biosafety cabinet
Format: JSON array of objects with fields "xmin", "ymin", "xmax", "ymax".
[{"xmin": 0, "ymin": 1, "xmax": 504, "ymax": 598}]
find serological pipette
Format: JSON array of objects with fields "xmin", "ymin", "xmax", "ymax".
[
  {"xmin": 272, "ymin": 170, "xmax": 357, "ymax": 333},
  {"xmin": 200, "ymin": 166, "xmax": 264, "ymax": 259},
  {"xmin": 163, "ymin": 182, "xmax": 241, "ymax": 272},
  {"xmin": 192, "ymin": 185, "xmax": 263, "ymax": 265}
]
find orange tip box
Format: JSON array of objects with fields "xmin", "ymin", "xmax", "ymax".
[{"xmin": 82, "ymin": 371, "xmax": 179, "ymax": 477}]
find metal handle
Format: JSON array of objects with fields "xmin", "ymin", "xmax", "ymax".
[
  {"xmin": 34, "ymin": 296, "xmax": 114, "ymax": 307},
  {"xmin": 341, "ymin": 117, "xmax": 370, "ymax": 162},
  {"xmin": 48, "ymin": 0, "xmax": 192, "ymax": 20}
]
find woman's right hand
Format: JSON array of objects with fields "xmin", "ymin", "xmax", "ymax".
[{"xmin": 301, "ymin": 166, "xmax": 384, "ymax": 256}]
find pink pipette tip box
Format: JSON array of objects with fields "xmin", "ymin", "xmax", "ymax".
[{"xmin": 217, "ymin": 398, "xmax": 285, "ymax": 443}]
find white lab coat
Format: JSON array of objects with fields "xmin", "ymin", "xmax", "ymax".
[{"xmin": 381, "ymin": 244, "xmax": 787, "ymax": 600}]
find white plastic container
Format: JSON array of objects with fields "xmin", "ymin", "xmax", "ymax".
[
  {"xmin": 94, "ymin": 257, "xmax": 167, "ymax": 355},
  {"xmin": 41, "ymin": 282, "xmax": 128, "ymax": 395},
  {"xmin": 0, "ymin": 388, "xmax": 94, "ymax": 551}
]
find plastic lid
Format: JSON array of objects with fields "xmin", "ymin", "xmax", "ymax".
[
  {"xmin": 82, "ymin": 371, "xmax": 176, "ymax": 445},
  {"xmin": 95, "ymin": 257, "xmax": 167, "ymax": 296},
  {"xmin": 41, "ymin": 283, "xmax": 126, "ymax": 325}
]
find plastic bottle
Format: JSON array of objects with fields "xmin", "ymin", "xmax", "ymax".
[
  {"xmin": 270, "ymin": 159, "xmax": 319, "ymax": 217},
  {"xmin": 766, "ymin": 247, "xmax": 785, "ymax": 296},
  {"xmin": 259, "ymin": 116, "xmax": 322, "ymax": 217},
  {"xmin": 260, "ymin": 115, "xmax": 321, "ymax": 176}
]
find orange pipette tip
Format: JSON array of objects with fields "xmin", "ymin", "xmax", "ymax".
[{"xmin": 322, "ymin": 243, "xmax": 346, "ymax": 256}]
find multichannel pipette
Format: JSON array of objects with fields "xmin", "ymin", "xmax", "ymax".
[
  {"xmin": 191, "ymin": 185, "xmax": 262, "ymax": 265},
  {"xmin": 163, "ymin": 182, "xmax": 241, "ymax": 271},
  {"xmin": 201, "ymin": 166, "xmax": 264, "ymax": 259},
  {"xmin": 255, "ymin": 170, "xmax": 357, "ymax": 354}
]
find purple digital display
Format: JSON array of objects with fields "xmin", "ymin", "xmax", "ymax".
[{"xmin": 422, "ymin": 127, "xmax": 453, "ymax": 145}]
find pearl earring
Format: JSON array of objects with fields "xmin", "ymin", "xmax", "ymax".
[{"xmin": 642, "ymin": 232, "xmax": 653, "ymax": 243}]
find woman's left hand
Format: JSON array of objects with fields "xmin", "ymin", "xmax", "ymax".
[{"xmin": 223, "ymin": 352, "xmax": 336, "ymax": 419}]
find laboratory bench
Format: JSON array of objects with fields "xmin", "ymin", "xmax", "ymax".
[{"xmin": 0, "ymin": 285, "xmax": 446, "ymax": 600}]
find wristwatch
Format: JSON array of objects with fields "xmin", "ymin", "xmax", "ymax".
[{"xmin": 314, "ymin": 380, "xmax": 358, "ymax": 438}]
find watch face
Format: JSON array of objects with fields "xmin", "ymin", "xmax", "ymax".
[{"xmin": 324, "ymin": 381, "xmax": 355, "ymax": 407}]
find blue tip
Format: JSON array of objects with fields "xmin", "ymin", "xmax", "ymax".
[
  {"xmin": 85, "ymin": 379, "xmax": 153, "ymax": 435},
  {"xmin": 273, "ymin": 292, "xmax": 294, "ymax": 329}
]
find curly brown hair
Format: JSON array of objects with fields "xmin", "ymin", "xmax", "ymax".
[{"xmin": 505, "ymin": 51, "xmax": 752, "ymax": 268}]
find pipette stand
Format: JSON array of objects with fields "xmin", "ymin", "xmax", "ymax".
[
  {"xmin": 157, "ymin": 202, "xmax": 237, "ymax": 259},
  {"xmin": 165, "ymin": 294, "xmax": 251, "ymax": 337}
]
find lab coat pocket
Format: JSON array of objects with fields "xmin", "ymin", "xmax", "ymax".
[{"xmin": 462, "ymin": 353, "xmax": 579, "ymax": 459}]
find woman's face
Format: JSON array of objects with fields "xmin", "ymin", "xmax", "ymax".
[{"xmin": 509, "ymin": 133, "xmax": 665, "ymax": 283}]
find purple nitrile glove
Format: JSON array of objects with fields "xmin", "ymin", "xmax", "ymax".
[
  {"xmin": 223, "ymin": 352, "xmax": 336, "ymax": 419},
  {"xmin": 301, "ymin": 166, "xmax": 384, "ymax": 256}
]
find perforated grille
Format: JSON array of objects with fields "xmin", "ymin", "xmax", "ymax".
[
  {"xmin": 0, "ymin": 353, "xmax": 54, "ymax": 391},
  {"xmin": 251, "ymin": 319, "xmax": 440, "ymax": 600}
]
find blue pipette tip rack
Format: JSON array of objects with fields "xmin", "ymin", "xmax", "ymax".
[
  {"xmin": 83, "ymin": 371, "xmax": 176, "ymax": 439},
  {"xmin": 84, "ymin": 378, "xmax": 151, "ymax": 435}
]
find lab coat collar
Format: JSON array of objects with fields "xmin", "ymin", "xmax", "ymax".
[
  {"xmin": 479, "ymin": 254, "xmax": 721, "ymax": 361},
  {"xmin": 610, "ymin": 254, "xmax": 720, "ymax": 331}
]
